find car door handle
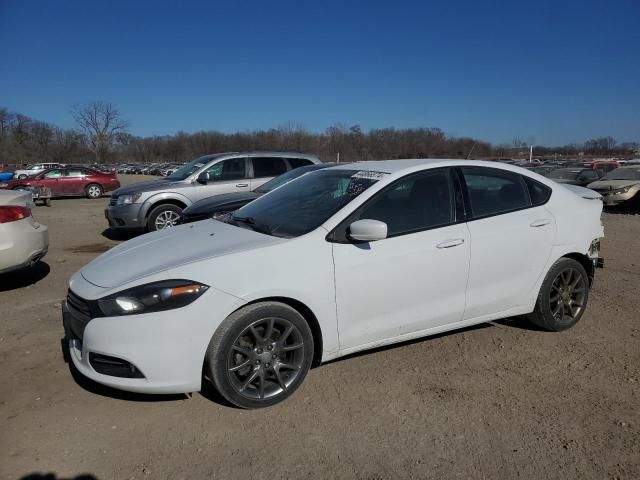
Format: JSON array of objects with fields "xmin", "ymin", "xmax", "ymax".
[
  {"xmin": 530, "ymin": 219, "xmax": 551, "ymax": 228},
  {"xmin": 235, "ymin": 183, "xmax": 249, "ymax": 187},
  {"xmin": 436, "ymin": 238, "xmax": 465, "ymax": 249}
]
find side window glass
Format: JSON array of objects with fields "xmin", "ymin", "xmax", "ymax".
[
  {"xmin": 66, "ymin": 169, "xmax": 85, "ymax": 177},
  {"xmin": 524, "ymin": 177, "xmax": 552, "ymax": 206},
  {"xmin": 252, "ymin": 157, "xmax": 288, "ymax": 178},
  {"xmin": 205, "ymin": 158, "xmax": 246, "ymax": 182},
  {"xmin": 43, "ymin": 169, "xmax": 63, "ymax": 179},
  {"xmin": 287, "ymin": 158, "xmax": 313, "ymax": 169},
  {"xmin": 462, "ymin": 167, "xmax": 530, "ymax": 217},
  {"xmin": 352, "ymin": 169, "xmax": 453, "ymax": 237}
]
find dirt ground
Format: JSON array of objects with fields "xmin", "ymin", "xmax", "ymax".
[{"xmin": 1, "ymin": 175, "xmax": 639, "ymax": 480}]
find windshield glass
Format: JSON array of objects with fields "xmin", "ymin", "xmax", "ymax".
[
  {"xmin": 230, "ymin": 169, "xmax": 384, "ymax": 238},
  {"xmin": 254, "ymin": 166, "xmax": 319, "ymax": 194},
  {"xmin": 603, "ymin": 168, "xmax": 640, "ymax": 180},
  {"xmin": 548, "ymin": 169, "xmax": 581, "ymax": 180},
  {"xmin": 168, "ymin": 156, "xmax": 213, "ymax": 180}
]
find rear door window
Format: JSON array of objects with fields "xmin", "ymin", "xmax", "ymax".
[
  {"xmin": 252, "ymin": 157, "xmax": 288, "ymax": 178},
  {"xmin": 286, "ymin": 158, "xmax": 314, "ymax": 169},
  {"xmin": 461, "ymin": 167, "xmax": 530, "ymax": 218}
]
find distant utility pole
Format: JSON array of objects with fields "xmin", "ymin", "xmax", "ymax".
[
  {"xmin": 337, "ymin": 152, "xmax": 340, "ymax": 163},
  {"xmin": 529, "ymin": 145, "xmax": 533, "ymax": 162}
]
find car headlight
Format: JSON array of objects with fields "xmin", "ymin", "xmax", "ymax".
[
  {"xmin": 116, "ymin": 193, "xmax": 142, "ymax": 205},
  {"xmin": 0, "ymin": 183, "xmax": 8, "ymax": 188},
  {"xmin": 611, "ymin": 186, "xmax": 631, "ymax": 195},
  {"xmin": 212, "ymin": 211, "xmax": 233, "ymax": 221},
  {"xmin": 98, "ymin": 280, "xmax": 209, "ymax": 316}
]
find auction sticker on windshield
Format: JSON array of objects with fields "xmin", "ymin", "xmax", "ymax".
[{"xmin": 351, "ymin": 171, "xmax": 389, "ymax": 180}]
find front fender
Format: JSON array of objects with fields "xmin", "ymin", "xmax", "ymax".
[{"xmin": 139, "ymin": 192, "xmax": 193, "ymax": 221}]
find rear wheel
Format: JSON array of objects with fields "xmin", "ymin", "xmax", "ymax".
[
  {"xmin": 147, "ymin": 204, "xmax": 183, "ymax": 231},
  {"xmin": 85, "ymin": 184, "xmax": 103, "ymax": 199},
  {"xmin": 18, "ymin": 174, "xmax": 27, "ymax": 179},
  {"xmin": 528, "ymin": 257, "xmax": 589, "ymax": 331},
  {"xmin": 206, "ymin": 302, "xmax": 314, "ymax": 409}
]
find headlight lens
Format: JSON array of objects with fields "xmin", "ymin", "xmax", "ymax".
[
  {"xmin": 611, "ymin": 186, "xmax": 631, "ymax": 195},
  {"xmin": 116, "ymin": 193, "xmax": 142, "ymax": 205},
  {"xmin": 98, "ymin": 280, "xmax": 209, "ymax": 316},
  {"xmin": 212, "ymin": 211, "xmax": 233, "ymax": 221}
]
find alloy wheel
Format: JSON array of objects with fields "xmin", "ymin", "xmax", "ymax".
[
  {"xmin": 549, "ymin": 267, "xmax": 586, "ymax": 324},
  {"xmin": 88, "ymin": 185, "xmax": 102, "ymax": 198},
  {"xmin": 226, "ymin": 317, "xmax": 305, "ymax": 401},
  {"xmin": 154, "ymin": 210, "xmax": 181, "ymax": 229}
]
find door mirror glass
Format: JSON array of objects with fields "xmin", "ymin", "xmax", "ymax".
[
  {"xmin": 348, "ymin": 219, "xmax": 388, "ymax": 242},
  {"xmin": 196, "ymin": 172, "xmax": 209, "ymax": 184}
]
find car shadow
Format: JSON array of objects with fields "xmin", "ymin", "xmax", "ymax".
[
  {"xmin": 0, "ymin": 261, "xmax": 50, "ymax": 292},
  {"xmin": 20, "ymin": 474, "xmax": 97, "ymax": 480},
  {"xmin": 101, "ymin": 228, "xmax": 141, "ymax": 241}
]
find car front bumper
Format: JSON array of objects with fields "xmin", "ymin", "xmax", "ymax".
[
  {"xmin": 599, "ymin": 191, "xmax": 637, "ymax": 206},
  {"xmin": 0, "ymin": 218, "xmax": 48, "ymax": 274},
  {"xmin": 105, "ymin": 203, "xmax": 144, "ymax": 229},
  {"xmin": 62, "ymin": 285, "xmax": 245, "ymax": 394}
]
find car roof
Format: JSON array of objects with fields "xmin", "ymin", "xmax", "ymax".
[{"xmin": 329, "ymin": 158, "xmax": 542, "ymax": 176}]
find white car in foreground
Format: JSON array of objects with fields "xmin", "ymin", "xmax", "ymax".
[
  {"xmin": 0, "ymin": 190, "xmax": 49, "ymax": 274},
  {"xmin": 64, "ymin": 160, "xmax": 604, "ymax": 408}
]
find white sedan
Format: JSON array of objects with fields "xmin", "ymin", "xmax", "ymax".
[
  {"xmin": 0, "ymin": 190, "xmax": 49, "ymax": 274},
  {"xmin": 64, "ymin": 159, "xmax": 604, "ymax": 408}
]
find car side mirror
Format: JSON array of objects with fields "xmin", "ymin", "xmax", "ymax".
[
  {"xmin": 348, "ymin": 219, "xmax": 388, "ymax": 242},
  {"xmin": 196, "ymin": 172, "xmax": 209, "ymax": 185}
]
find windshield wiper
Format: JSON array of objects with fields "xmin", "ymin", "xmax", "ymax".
[{"xmin": 232, "ymin": 216, "xmax": 272, "ymax": 235}]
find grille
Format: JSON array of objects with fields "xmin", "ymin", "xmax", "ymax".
[
  {"xmin": 109, "ymin": 196, "xmax": 117, "ymax": 206},
  {"xmin": 67, "ymin": 290, "xmax": 91, "ymax": 322}
]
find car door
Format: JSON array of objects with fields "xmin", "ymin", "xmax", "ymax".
[
  {"xmin": 190, "ymin": 157, "xmax": 249, "ymax": 202},
  {"xmin": 331, "ymin": 168, "xmax": 471, "ymax": 351},
  {"xmin": 249, "ymin": 156, "xmax": 288, "ymax": 190},
  {"xmin": 459, "ymin": 167, "xmax": 556, "ymax": 320},
  {"xmin": 58, "ymin": 168, "xmax": 86, "ymax": 195},
  {"xmin": 40, "ymin": 169, "xmax": 65, "ymax": 195}
]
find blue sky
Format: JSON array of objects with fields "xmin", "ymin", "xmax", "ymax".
[{"xmin": 1, "ymin": 0, "xmax": 638, "ymax": 145}]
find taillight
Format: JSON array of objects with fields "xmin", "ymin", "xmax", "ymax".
[{"xmin": 0, "ymin": 206, "xmax": 31, "ymax": 223}]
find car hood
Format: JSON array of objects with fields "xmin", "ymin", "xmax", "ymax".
[
  {"xmin": 80, "ymin": 220, "xmax": 286, "ymax": 289},
  {"xmin": 112, "ymin": 178, "xmax": 180, "ymax": 196},
  {"xmin": 551, "ymin": 178, "xmax": 580, "ymax": 185},
  {"xmin": 184, "ymin": 192, "xmax": 262, "ymax": 215},
  {"xmin": 586, "ymin": 179, "xmax": 640, "ymax": 190}
]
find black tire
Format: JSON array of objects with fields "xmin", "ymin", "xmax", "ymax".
[
  {"xmin": 18, "ymin": 174, "xmax": 27, "ymax": 179},
  {"xmin": 146, "ymin": 204, "xmax": 183, "ymax": 231},
  {"xmin": 206, "ymin": 302, "xmax": 314, "ymax": 409},
  {"xmin": 528, "ymin": 257, "xmax": 590, "ymax": 332},
  {"xmin": 85, "ymin": 183, "xmax": 103, "ymax": 199}
]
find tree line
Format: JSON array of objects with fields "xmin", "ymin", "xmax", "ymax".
[{"xmin": 0, "ymin": 102, "xmax": 637, "ymax": 166}]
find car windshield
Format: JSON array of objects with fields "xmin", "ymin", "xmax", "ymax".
[
  {"xmin": 229, "ymin": 169, "xmax": 384, "ymax": 238},
  {"xmin": 167, "ymin": 156, "xmax": 214, "ymax": 180},
  {"xmin": 254, "ymin": 165, "xmax": 320, "ymax": 194},
  {"xmin": 548, "ymin": 169, "xmax": 581, "ymax": 180},
  {"xmin": 602, "ymin": 168, "xmax": 640, "ymax": 180}
]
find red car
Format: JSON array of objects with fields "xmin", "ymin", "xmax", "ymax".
[
  {"xmin": 569, "ymin": 160, "xmax": 622, "ymax": 174},
  {"xmin": 0, "ymin": 166, "xmax": 120, "ymax": 199}
]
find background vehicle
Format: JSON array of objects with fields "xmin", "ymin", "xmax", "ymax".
[
  {"xmin": 569, "ymin": 160, "xmax": 622, "ymax": 174},
  {"xmin": 14, "ymin": 162, "xmax": 64, "ymax": 179},
  {"xmin": 0, "ymin": 171, "xmax": 14, "ymax": 182},
  {"xmin": 0, "ymin": 167, "xmax": 120, "ymax": 198},
  {"xmin": 587, "ymin": 166, "xmax": 640, "ymax": 207},
  {"xmin": 546, "ymin": 168, "xmax": 603, "ymax": 186},
  {"xmin": 0, "ymin": 189, "xmax": 48, "ymax": 274},
  {"xmin": 66, "ymin": 159, "xmax": 603, "ymax": 408},
  {"xmin": 105, "ymin": 151, "xmax": 321, "ymax": 231},
  {"xmin": 181, "ymin": 163, "xmax": 336, "ymax": 223}
]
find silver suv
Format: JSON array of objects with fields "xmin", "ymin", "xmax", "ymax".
[{"xmin": 105, "ymin": 152, "xmax": 321, "ymax": 231}]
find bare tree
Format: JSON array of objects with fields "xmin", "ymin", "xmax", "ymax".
[{"xmin": 73, "ymin": 101, "xmax": 128, "ymax": 162}]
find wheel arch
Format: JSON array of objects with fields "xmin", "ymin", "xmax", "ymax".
[
  {"xmin": 143, "ymin": 197, "xmax": 189, "ymax": 220},
  {"xmin": 562, "ymin": 252, "xmax": 594, "ymax": 286},
  {"xmin": 239, "ymin": 296, "xmax": 324, "ymax": 367}
]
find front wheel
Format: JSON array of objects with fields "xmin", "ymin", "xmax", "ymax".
[
  {"xmin": 85, "ymin": 184, "xmax": 103, "ymax": 199},
  {"xmin": 528, "ymin": 257, "xmax": 590, "ymax": 331},
  {"xmin": 18, "ymin": 174, "xmax": 27, "ymax": 179},
  {"xmin": 147, "ymin": 204, "xmax": 183, "ymax": 231},
  {"xmin": 206, "ymin": 302, "xmax": 314, "ymax": 409}
]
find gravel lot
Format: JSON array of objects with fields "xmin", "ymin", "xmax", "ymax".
[{"xmin": 1, "ymin": 175, "xmax": 639, "ymax": 480}]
